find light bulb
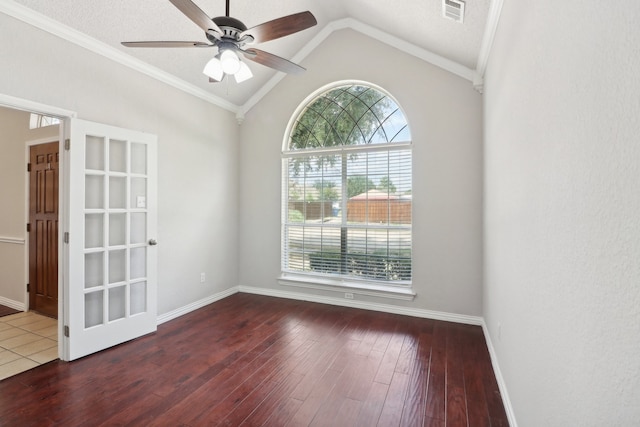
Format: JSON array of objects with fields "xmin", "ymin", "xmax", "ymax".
[
  {"xmin": 203, "ymin": 57, "xmax": 223, "ymax": 81},
  {"xmin": 234, "ymin": 62, "xmax": 253, "ymax": 83},
  {"xmin": 220, "ymin": 50, "xmax": 240, "ymax": 75}
]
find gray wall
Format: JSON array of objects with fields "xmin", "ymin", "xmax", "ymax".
[
  {"xmin": 0, "ymin": 13, "xmax": 240, "ymax": 316},
  {"xmin": 483, "ymin": 0, "xmax": 640, "ymax": 425},
  {"xmin": 239, "ymin": 29, "xmax": 484, "ymax": 316}
]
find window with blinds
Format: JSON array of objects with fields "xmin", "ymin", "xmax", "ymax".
[{"xmin": 282, "ymin": 83, "xmax": 412, "ymax": 286}]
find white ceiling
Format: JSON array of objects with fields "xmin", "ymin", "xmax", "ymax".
[{"xmin": 6, "ymin": 0, "xmax": 495, "ymax": 111}]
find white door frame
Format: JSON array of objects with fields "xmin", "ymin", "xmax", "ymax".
[{"xmin": 0, "ymin": 93, "xmax": 76, "ymax": 361}]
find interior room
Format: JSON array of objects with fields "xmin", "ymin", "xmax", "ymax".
[{"xmin": 0, "ymin": 0, "xmax": 638, "ymax": 426}]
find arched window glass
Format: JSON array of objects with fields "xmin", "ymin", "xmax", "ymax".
[
  {"xmin": 289, "ymin": 84, "xmax": 411, "ymax": 149},
  {"xmin": 282, "ymin": 83, "xmax": 412, "ymax": 287},
  {"xmin": 29, "ymin": 113, "xmax": 60, "ymax": 129}
]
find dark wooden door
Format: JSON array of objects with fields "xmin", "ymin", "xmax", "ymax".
[{"xmin": 29, "ymin": 141, "xmax": 59, "ymax": 319}]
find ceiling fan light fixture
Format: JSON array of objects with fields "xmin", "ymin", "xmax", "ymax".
[
  {"xmin": 122, "ymin": 1, "xmax": 317, "ymax": 83},
  {"xmin": 203, "ymin": 56, "xmax": 224, "ymax": 81},
  {"xmin": 220, "ymin": 50, "xmax": 241, "ymax": 75},
  {"xmin": 234, "ymin": 62, "xmax": 253, "ymax": 83}
]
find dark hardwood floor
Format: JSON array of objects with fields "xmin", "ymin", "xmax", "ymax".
[
  {"xmin": 0, "ymin": 304, "xmax": 20, "ymax": 318},
  {"xmin": 0, "ymin": 293, "xmax": 509, "ymax": 426}
]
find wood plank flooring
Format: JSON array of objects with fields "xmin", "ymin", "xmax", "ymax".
[{"xmin": 0, "ymin": 293, "xmax": 509, "ymax": 426}]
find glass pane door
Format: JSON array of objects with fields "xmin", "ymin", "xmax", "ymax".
[{"xmin": 66, "ymin": 119, "xmax": 157, "ymax": 361}]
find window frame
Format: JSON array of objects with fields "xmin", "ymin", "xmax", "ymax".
[{"xmin": 280, "ymin": 81, "xmax": 415, "ymax": 300}]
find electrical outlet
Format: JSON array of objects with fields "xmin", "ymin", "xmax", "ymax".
[
  {"xmin": 344, "ymin": 293, "xmax": 354, "ymax": 299},
  {"xmin": 200, "ymin": 273, "xmax": 206, "ymax": 283}
]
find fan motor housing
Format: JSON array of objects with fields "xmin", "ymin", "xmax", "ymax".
[{"xmin": 211, "ymin": 16, "xmax": 247, "ymax": 39}]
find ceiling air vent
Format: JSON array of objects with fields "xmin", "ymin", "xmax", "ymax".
[{"xmin": 443, "ymin": 0, "xmax": 465, "ymax": 23}]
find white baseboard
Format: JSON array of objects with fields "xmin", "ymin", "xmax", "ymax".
[
  {"xmin": 0, "ymin": 296, "xmax": 25, "ymax": 312},
  {"xmin": 238, "ymin": 285, "xmax": 483, "ymax": 326},
  {"xmin": 482, "ymin": 321, "xmax": 518, "ymax": 427},
  {"xmin": 156, "ymin": 287, "xmax": 239, "ymax": 325}
]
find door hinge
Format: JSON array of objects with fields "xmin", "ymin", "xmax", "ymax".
[
  {"xmin": 27, "ymin": 283, "xmax": 30, "ymax": 292},
  {"xmin": 26, "ymin": 223, "xmax": 31, "ymax": 232},
  {"xmin": 64, "ymin": 325, "xmax": 70, "ymax": 337},
  {"xmin": 64, "ymin": 139, "xmax": 70, "ymax": 151},
  {"xmin": 27, "ymin": 163, "xmax": 31, "ymax": 172},
  {"xmin": 64, "ymin": 232, "xmax": 69, "ymax": 244}
]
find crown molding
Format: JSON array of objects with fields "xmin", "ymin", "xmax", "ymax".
[
  {"xmin": 476, "ymin": 0, "xmax": 505, "ymax": 77},
  {"xmin": 473, "ymin": 74, "xmax": 484, "ymax": 94},
  {"xmin": 344, "ymin": 18, "xmax": 477, "ymax": 81},
  {"xmin": 240, "ymin": 17, "xmax": 478, "ymax": 115},
  {"xmin": 0, "ymin": 1, "xmax": 240, "ymax": 113}
]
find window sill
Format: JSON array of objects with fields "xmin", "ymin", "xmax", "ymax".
[{"xmin": 277, "ymin": 273, "xmax": 416, "ymax": 301}]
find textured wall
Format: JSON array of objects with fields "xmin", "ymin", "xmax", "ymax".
[
  {"xmin": 239, "ymin": 29, "xmax": 484, "ymax": 316},
  {"xmin": 484, "ymin": 1, "xmax": 640, "ymax": 425}
]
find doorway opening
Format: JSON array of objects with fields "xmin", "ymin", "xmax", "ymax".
[
  {"xmin": 0, "ymin": 100, "xmax": 68, "ymax": 377},
  {"xmin": 2, "ymin": 94, "xmax": 158, "ymax": 367}
]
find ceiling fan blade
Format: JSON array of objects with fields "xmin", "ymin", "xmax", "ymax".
[
  {"xmin": 121, "ymin": 41, "xmax": 212, "ymax": 48},
  {"xmin": 240, "ymin": 11, "xmax": 317, "ymax": 44},
  {"xmin": 242, "ymin": 48, "xmax": 305, "ymax": 74},
  {"xmin": 169, "ymin": 0, "xmax": 223, "ymax": 35}
]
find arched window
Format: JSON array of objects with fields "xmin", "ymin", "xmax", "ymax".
[
  {"xmin": 282, "ymin": 82, "xmax": 412, "ymax": 289},
  {"xmin": 29, "ymin": 113, "xmax": 60, "ymax": 129}
]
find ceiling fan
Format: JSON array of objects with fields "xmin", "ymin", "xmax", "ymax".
[{"xmin": 122, "ymin": 0, "xmax": 317, "ymax": 83}]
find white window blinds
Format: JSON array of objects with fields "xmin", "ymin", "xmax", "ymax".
[{"xmin": 282, "ymin": 84, "xmax": 412, "ymax": 285}]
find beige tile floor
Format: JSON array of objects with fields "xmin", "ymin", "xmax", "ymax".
[{"xmin": 0, "ymin": 312, "xmax": 58, "ymax": 381}]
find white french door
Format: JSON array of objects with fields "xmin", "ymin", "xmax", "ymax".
[{"xmin": 64, "ymin": 119, "xmax": 157, "ymax": 361}]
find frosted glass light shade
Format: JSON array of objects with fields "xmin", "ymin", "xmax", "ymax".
[
  {"xmin": 203, "ymin": 50, "xmax": 252, "ymax": 82},
  {"xmin": 234, "ymin": 62, "xmax": 253, "ymax": 83},
  {"xmin": 203, "ymin": 57, "xmax": 223, "ymax": 81},
  {"xmin": 220, "ymin": 50, "xmax": 241, "ymax": 74}
]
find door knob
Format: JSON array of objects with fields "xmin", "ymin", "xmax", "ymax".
[{"xmin": 148, "ymin": 239, "xmax": 158, "ymax": 246}]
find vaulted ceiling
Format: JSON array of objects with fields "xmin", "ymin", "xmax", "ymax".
[{"xmin": 4, "ymin": 0, "xmax": 499, "ymax": 113}]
